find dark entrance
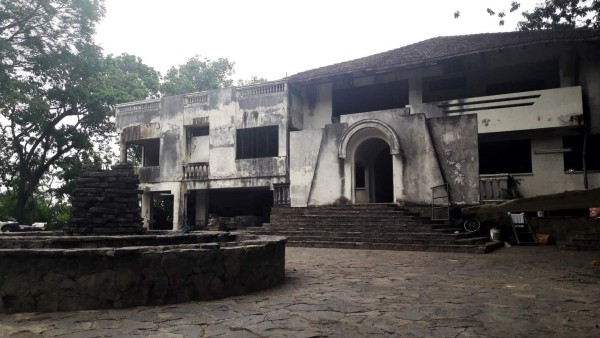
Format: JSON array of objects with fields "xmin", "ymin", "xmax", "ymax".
[{"xmin": 354, "ymin": 138, "xmax": 394, "ymax": 203}]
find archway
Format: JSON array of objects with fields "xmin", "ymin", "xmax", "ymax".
[
  {"xmin": 354, "ymin": 138, "xmax": 394, "ymax": 203},
  {"xmin": 339, "ymin": 119, "xmax": 403, "ymax": 204}
]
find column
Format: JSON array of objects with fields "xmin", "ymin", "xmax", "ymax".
[
  {"xmin": 195, "ymin": 190, "xmax": 209, "ymax": 227},
  {"xmin": 141, "ymin": 192, "xmax": 152, "ymax": 229}
]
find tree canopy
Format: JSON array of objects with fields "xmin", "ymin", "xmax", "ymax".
[
  {"xmin": 0, "ymin": 0, "xmax": 165, "ymax": 223},
  {"xmin": 518, "ymin": 0, "xmax": 600, "ymax": 30},
  {"xmin": 0, "ymin": 0, "xmax": 255, "ymax": 223},
  {"xmin": 161, "ymin": 56, "xmax": 235, "ymax": 96},
  {"xmin": 455, "ymin": 0, "xmax": 600, "ymax": 30}
]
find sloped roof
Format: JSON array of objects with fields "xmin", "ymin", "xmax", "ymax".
[{"xmin": 288, "ymin": 29, "xmax": 600, "ymax": 83}]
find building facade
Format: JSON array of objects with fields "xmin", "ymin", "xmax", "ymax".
[{"xmin": 116, "ymin": 29, "xmax": 600, "ymax": 230}]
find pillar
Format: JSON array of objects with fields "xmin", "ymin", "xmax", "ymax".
[
  {"xmin": 195, "ymin": 190, "xmax": 209, "ymax": 227},
  {"xmin": 172, "ymin": 183, "xmax": 186, "ymax": 230},
  {"xmin": 141, "ymin": 192, "xmax": 153, "ymax": 229}
]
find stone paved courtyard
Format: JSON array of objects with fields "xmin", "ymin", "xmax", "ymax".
[{"xmin": 1, "ymin": 246, "xmax": 599, "ymax": 337}]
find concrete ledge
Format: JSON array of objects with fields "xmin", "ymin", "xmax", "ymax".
[{"xmin": 0, "ymin": 234, "xmax": 286, "ymax": 313}]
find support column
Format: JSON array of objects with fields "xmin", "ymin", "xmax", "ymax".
[
  {"xmin": 392, "ymin": 155, "xmax": 404, "ymax": 204},
  {"xmin": 141, "ymin": 192, "xmax": 153, "ymax": 229},
  {"xmin": 119, "ymin": 135, "xmax": 127, "ymax": 162},
  {"xmin": 195, "ymin": 190, "xmax": 208, "ymax": 227},
  {"xmin": 172, "ymin": 183, "xmax": 186, "ymax": 230}
]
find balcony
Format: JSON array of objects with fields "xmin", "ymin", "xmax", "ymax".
[
  {"xmin": 480, "ymin": 174, "xmax": 521, "ymax": 203},
  {"xmin": 183, "ymin": 162, "xmax": 209, "ymax": 180},
  {"xmin": 135, "ymin": 166, "xmax": 160, "ymax": 183},
  {"xmin": 429, "ymin": 86, "xmax": 583, "ymax": 133}
]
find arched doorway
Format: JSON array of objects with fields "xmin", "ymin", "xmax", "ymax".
[
  {"xmin": 354, "ymin": 138, "xmax": 394, "ymax": 203},
  {"xmin": 338, "ymin": 119, "xmax": 403, "ymax": 204}
]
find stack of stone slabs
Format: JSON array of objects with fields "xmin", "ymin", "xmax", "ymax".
[{"xmin": 65, "ymin": 163, "xmax": 144, "ymax": 235}]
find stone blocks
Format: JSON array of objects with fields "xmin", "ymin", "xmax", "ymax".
[{"xmin": 65, "ymin": 163, "xmax": 144, "ymax": 235}]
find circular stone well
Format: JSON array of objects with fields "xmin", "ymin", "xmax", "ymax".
[{"xmin": 0, "ymin": 233, "xmax": 286, "ymax": 313}]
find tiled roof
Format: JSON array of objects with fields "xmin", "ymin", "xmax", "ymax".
[{"xmin": 287, "ymin": 29, "xmax": 600, "ymax": 83}]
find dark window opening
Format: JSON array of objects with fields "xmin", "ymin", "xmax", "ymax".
[
  {"xmin": 332, "ymin": 80, "xmax": 409, "ymax": 118},
  {"xmin": 563, "ymin": 135, "xmax": 600, "ymax": 171},
  {"xmin": 126, "ymin": 143, "xmax": 143, "ymax": 167},
  {"xmin": 209, "ymin": 188, "xmax": 273, "ymax": 220},
  {"xmin": 189, "ymin": 126, "xmax": 209, "ymax": 137},
  {"xmin": 486, "ymin": 79, "xmax": 547, "ymax": 96},
  {"xmin": 355, "ymin": 164, "xmax": 365, "ymax": 188},
  {"xmin": 236, "ymin": 126, "xmax": 278, "ymax": 159},
  {"xmin": 150, "ymin": 192, "xmax": 173, "ymax": 230},
  {"xmin": 485, "ymin": 60, "xmax": 559, "ymax": 96},
  {"xmin": 479, "ymin": 139, "xmax": 532, "ymax": 174},
  {"xmin": 422, "ymin": 76, "xmax": 468, "ymax": 103},
  {"xmin": 142, "ymin": 138, "xmax": 160, "ymax": 166}
]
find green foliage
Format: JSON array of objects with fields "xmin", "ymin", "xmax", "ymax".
[
  {"xmin": 0, "ymin": 0, "xmax": 160, "ymax": 222},
  {"xmin": 237, "ymin": 76, "xmax": 269, "ymax": 86},
  {"xmin": 455, "ymin": 1, "xmax": 599, "ymax": 29},
  {"xmin": 518, "ymin": 0, "xmax": 600, "ymax": 30},
  {"xmin": 161, "ymin": 55, "xmax": 235, "ymax": 96},
  {"xmin": 103, "ymin": 53, "xmax": 161, "ymax": 101}
]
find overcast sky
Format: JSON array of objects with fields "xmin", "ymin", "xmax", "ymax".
[{"xmin": 95, "ymin": 0, "xmax": 540, "ymax": 82}]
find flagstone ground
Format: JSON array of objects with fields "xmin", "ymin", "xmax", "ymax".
[{"xmin": 1, "ymin": 246, "xmax": 598, "ymax": 337}]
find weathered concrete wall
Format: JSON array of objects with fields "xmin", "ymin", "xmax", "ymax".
[
  {"xmin": 0, "ymin": 235, "xmax": 286, "ymax": 313},
  {"xmin": 307, "ymin": 124, "xmax": 348, "ymax": 206},
  {"xmin": 342, "ymin": 112, "xmax": 445, "ymax": 205},
  {"xmin": 427, "ymin": 115, "xmax": 480, "ymax": 205},
  {"xmin": 514, "ymin": 136, "xmax": 600, "ymax": 196},
  {"xmin": 115, "ymin": 84, "xmax": 290, "ymax": 192},
  {"xmin": 289, "ymin": 129, "xmax": 322, "ymax": 207},
  {"xmin": 290, "ymin": 112, "xmax": 456, "ymax": 206},
  {"xmin": 299, "ymin": 83, "xmax": 333, "ymax": 130}
]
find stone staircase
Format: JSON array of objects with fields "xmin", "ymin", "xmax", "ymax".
[
  {"xmin": 557, "ymin": 224, "xmax": 600, "ymax": 251},
  {"xmin": 245, "ymin": 204, "xmax": 502, "ymax": 254}
]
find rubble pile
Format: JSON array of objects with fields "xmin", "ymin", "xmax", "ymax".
[{"xmin": 65, "ymin": 163, "xmax": 144, "ymax": 235}]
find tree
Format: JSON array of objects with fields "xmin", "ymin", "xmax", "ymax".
[
  {"xmin": 237, "ymin": 76, "xmax": 268, "ymax": 86},
  {"xmin": 103, "ymin": 53, "xmax": 161, "ymax": 101},
  {"xmin": 454, "ymin": 1, "xmax": 600, "ymax": 29},
  {"xmin": 0, "ymin": 1, "xmax": 162, "ymax": 222},
  {"xmin": 0, "ymin": 0, "xmax": 108, "ymax": 222},
  {"xmin": 161, "ymin": 55, "xmax": 235, "ymax": 96},
  {"xmin": 518, "ymin": 0, "xmax": 600, "ymax": 30}
]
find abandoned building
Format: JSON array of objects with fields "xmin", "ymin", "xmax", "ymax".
[{"xmin": 116, "ymin": 29, "xmax": 600, "ymax": 231}]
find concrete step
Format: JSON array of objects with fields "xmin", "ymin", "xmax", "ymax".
[{"xmin": 285, "ymin": 240, "xmax": 502, "ymax": 254}]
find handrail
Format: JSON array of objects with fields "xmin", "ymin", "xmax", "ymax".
[{"xmin": 431, "ymin": 183, "xmax": 450, "ymax": 221}]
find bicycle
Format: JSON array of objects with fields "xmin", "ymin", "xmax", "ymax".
[{"xmin": 463, "ymin": 216, "xmax": 500, "ymax": 233}]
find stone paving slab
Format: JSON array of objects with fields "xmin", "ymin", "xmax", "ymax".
[{"xmin": 0, "ymin": 246, "xmax": 599, "ymax": 337}]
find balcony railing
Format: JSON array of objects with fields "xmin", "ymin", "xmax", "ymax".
[
  {"xmin": 237, "ymin": 81, "xmax": 287, "ymax": 98},
  {"xmin": 480, "ymin": 174, "xmax": 521, "ymax": 202},
  {"xmin": 183, "ymin": 162, "xmax": 209, "ymax": 180},
  {"xmin": 273, "ymin": 183, "xmax": 290, "ymax": 206},
  {"xmin": 116, "ymin": 99, "xmax": 161, "ymax": 115},
  {"xmin": 429, "ymin": 86, "xmax": 583, "ymax": 134}
]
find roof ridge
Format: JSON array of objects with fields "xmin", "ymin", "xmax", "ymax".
[{"xmin": 287, "ymin": 28, "xmax": 600, "ymax": 83}]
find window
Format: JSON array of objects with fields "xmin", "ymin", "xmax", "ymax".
[
  {"xmin": 236, "ymin": 126, "xmax": 278, "ymax": 159},
  {"xmin": 187, "ymin": 125, "xmax": 210, "ymax": 161},
  {"xmin": 126, "ymin": 138, "xmax": 160, "ymax": 167},
  {"xmin": 479, "ymin": 139, "xmax": 532, "ymax": 174},
  {"xmin": 563, "ymin": 135, "xmax": 600, "ymax": 171},
  {"xmin": 332, "ymin": 80, "xmax": 409, "ymax": 118},
  {"xmin": 422, "ymin": 76, "xmax": 467, "ymax": 103},
  {"xmin": 189, "ymin": 126, "xmax": 209, "ymax": 137}
]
